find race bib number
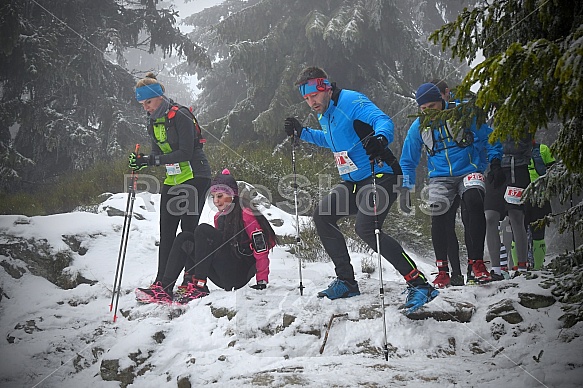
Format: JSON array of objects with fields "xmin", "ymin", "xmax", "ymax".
[
  {"xmin": 165, "ymin": 163, "xmax": 182, "ymax": 175},
  {"xmin": 504, "ymin": 186, "xmax": 524, "ymax": 204},
  {"xmin": 463, "ymin": 172, "xmax": 485, "ymax": 189},
  {"xmin": 333, "ymin": 151, "xmax": 358, "ymax": 175}
]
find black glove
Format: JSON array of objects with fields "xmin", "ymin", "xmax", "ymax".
[
  {"xmin": 128, "ymin": 152, "xmax": 150, "ymax": 171},
  {"xmin": 362, "ymin": 135, "xmax": 391, "ymax": 162},
  {"xmin": 353, "ymin": 120, "xmax": 403, "ymax": 175},
  {"xmin": 250, "ymin": 280, "xmax": 267, "ymax": 290},
  {"xmin": 487, "ymin": 159, "xmax": 506, "ymax": 188},
  {"xmin": 399, "ymin": 188, "xmax": 412, "ymax": 215},
  {"xmin": 353, "ymin": 119, "xmax": 398, "ymax": 165},
  {"xmin": 284, "ymin": 117, "xmax": 303, "ymax": 138}
]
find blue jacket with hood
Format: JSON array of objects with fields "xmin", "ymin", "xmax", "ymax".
[
  {"xmin": 299, "ymin": 88, "xmax": 395, "ymax": 182},
  {"xmin": 400, "ymin": 103, "xmax": 502, "ymax": 188}
]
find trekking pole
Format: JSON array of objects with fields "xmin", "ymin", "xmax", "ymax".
[
  {"xmin": 292, "ymin": 130, "xmax": 305, "ymax": 296},
  {"xmin": 370, "ymin": 161, "xmax": 389, "ymax": 361},
  {"xmin": 353, "ymin": 119, "xmax": 389, "ymax": 361},
  {"xmin": 110, "ymin": 144, "xmax": 140, "ymax": 322}
]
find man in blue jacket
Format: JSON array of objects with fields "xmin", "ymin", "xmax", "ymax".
[
  {"xmin": 400, "ymin": 83, "xmax": 504, "ymax": 285},
  {"xmin": 284, "ymin": 66, "xmax": 438, "ymax": 314}
]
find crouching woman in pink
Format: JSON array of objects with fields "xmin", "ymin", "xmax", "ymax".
[
  {"xmin": 173, "ymin": 168, "xmax": 277, "ymax": 304},
  {"xmin": 136, "ymin": 169, "xmax": 277, "ymax": 304}
]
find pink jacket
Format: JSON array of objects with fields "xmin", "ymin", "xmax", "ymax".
[{"xmin": 214, "ymin": 208, "xmax": 270, "ymax": 283}]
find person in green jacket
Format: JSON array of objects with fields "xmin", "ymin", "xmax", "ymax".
[
  {"xmin": 129, "ymin": 72, "xmax": 212, "ymax": 299},
  {"xmin": 512, "ymin": 142, "xmax": 555, "ymax": 270}
]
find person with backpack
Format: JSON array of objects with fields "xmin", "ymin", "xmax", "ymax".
[
  {"xmin": 513, "ymin": 141, "xmax": 555, "ymax": 270},
  {"xmin": 284, "ymin": 66, "xmax": 438, "ymax": 314},
  {"xmin": 400, "ymin": 83, "xmax": 504, "ymax": 286},
  {"xmin": 484, "ymin": 128, "xmax": 533, "ymax": 278},
  {"xmin": 130, "ymin": 72, "xmax": 212, "ymax": 301},
  {"xmin": 136, "ymin": 169, "xmax": 277, "ymax": 304},
  {"xmin": 427, "ymin": 79, "xmax": 465, "ymax": 287}
]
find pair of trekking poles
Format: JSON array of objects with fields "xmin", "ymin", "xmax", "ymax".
[
  {"xmin": 109, "ymin": 144, "xmax": 140, "ymax": 322},
  {"xmin": 112, "ymin": 133, "xmax": 391, "ymax": 360},
  {"xmin": 106, "ymin": 139, "xmax": 305, "ymax": 320},
  {"xmin": 106, "ymin": 138, "xmax": 307, "ymax": 321},
  {"xmin": 291, "ymin": 121, "xmax": 393, "ymax": 361}
]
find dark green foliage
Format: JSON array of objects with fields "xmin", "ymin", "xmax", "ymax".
[
  {"xmin": 0, "ymin": 0, "xmax": 210, "ymax": 192},
  {"xmin": 0, "ymin": 158, "xmax": 128, "ymax": 216},
  {"xmin": 187, "ymin": 0, "xmax": 470, "ymax": 147},
  {"xmin": 542, "ymin": 250, "xmax": 583, "ymax": 328}
]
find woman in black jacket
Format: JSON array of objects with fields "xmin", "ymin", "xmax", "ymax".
[{"xmin": 129, "ymin": 73, "xmax": 212, "ymax": 303}]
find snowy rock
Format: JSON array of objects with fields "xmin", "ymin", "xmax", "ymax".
[
  {"xmin": 99, "ymin": 358, "xmax": 134, "ymax": 387},
  {"xmin": 518, "ymin": 292, "xmax": 556, "ymax": 309},
  {"xmin": 406, "ymin": 299, "xmax": 475, "ymax": 322},
  {"xmin": 62, "ymin": 234, "xmax": 89, "ymax": 255},
  {"xmin": 100, "ymin": 349, "xmax": 154, "ymax": 388},
  {"xmin": 0, "ymin": 258, "xmax": 26, "ymax": 279},
  {"xmin": 0, "ymin": 237, "xmax": 81, "ymax": 288},
  {"xmin": 486, "ymin": 299, "xmax": 523, "ymax": 324},
  {"xmin": 177, "ymin": 376, "xmax": 192, "ymax": 388},
  {"xmin": 101, "ymin": 205, "xmax": 146, "ymax": 220}
]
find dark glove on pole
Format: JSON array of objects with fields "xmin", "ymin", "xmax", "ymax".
[
  {"xmin": 353, "ymin": 119, "xmax": 402, "ymax": 175},
  {"xmin": 284, "ymin": 117, "xmax": 303, "ymax": 138},
  {"xmin": 128, "ymin": 152, "xmax": 151, "ymax": 171},
  {"xmin": 487, "ymin": 159, "xmax": 506, "ymax": 188}
]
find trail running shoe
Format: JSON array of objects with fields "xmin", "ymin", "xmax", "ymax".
[
  {"xmin": 317, "ymin": 278, "xmax": 360, "ymax": 300},
  {"xmin": 403, "ymin": 283, "xmax": 439, "ymax": 314},
  {"xmin": 432, "ymin": 271, "xmax": 451, "ymax": 289},
  {"xmin": 450, "ymin": 274, "xmax": 465, "ymax": 286},
  {"xmin": 490, "ymin": 270, "xmax": 506, "ymax": 282},
  {"xmin": 135, "ymin": 281, "xmax": 173, "ymax": 304},
  {"xmin": 471, "ymin": 260, "xmax": 491, "ymax": 283},
  {"xmin": 174, "ymin": 283, "xmax": 209, "ymax": 305}
]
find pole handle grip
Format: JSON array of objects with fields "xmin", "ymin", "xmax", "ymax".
[{"xmin": 131, "ymin": 144, "xmax": 140, "ymax": 191}]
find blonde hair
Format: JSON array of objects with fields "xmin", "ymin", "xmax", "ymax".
[{"xmin": 135, "ymin": 72, "xmax": 165, "ymax": 92}]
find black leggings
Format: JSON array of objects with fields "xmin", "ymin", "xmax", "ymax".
[
  {"xmin": 432, "ymin": 187, "xmax": 485, "ymax": 263},
  {"xmin": 313, "ymin": 174, "xmax": 424, "ymax": 284},
  {"xmin": 169, "ymin": 225, "xmax": 257, "ymax": 291},
  {"xmin": 155, "ymin": 177, "xmax": 211, "ymax": 285},
  {"xmin": 461, "ymin": 188, "xmax": 486, "ymax": 259},
  {"xmin": 161, "ymin": 231, "xmax": 195, "ymax": 290},
  {"xmin": 432, "ymin": 195, "xmax": 462, "ymax": 276}
]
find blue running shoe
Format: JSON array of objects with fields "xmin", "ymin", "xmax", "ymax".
[
  {"xmin": 317, "ymin": 278, "xmax": 360, "ymax": 300},
  {"xmin": 403, "ymin": 283, "xmax": 439, "ymax": 314}
]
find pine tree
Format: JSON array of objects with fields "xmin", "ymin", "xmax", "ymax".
[
  {"xmin": 429, "ymin": 0, "xmax": 583, "ymax": 239},
  {"xmin": 0, "ymin": 0, "xmax": 210, "ymax": 191},
  {"xmin": 185, "ymin": 0, "xmax": 470, "ymax": 146}
]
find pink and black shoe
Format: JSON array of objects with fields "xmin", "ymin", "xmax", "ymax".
[
  {"xmin": 174, "ymin": 279, "xmax": 209, "ymax": 305},
  {"xmin": 135, "ymin": 281, "xmax": 173, "ymax": 304}
]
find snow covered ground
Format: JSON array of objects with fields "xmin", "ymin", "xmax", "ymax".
[{"xmin": 0, "ymin": 189, "xmax": 581, "ymax": 387}]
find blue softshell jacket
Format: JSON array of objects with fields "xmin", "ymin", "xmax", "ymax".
[
  {"xmin": 299, "ymin": 89, "xmax": 395, "ymax": 182},
  {"xmin": 400, "ymin": 109, "xmax": 502, "ymax": 188}
]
